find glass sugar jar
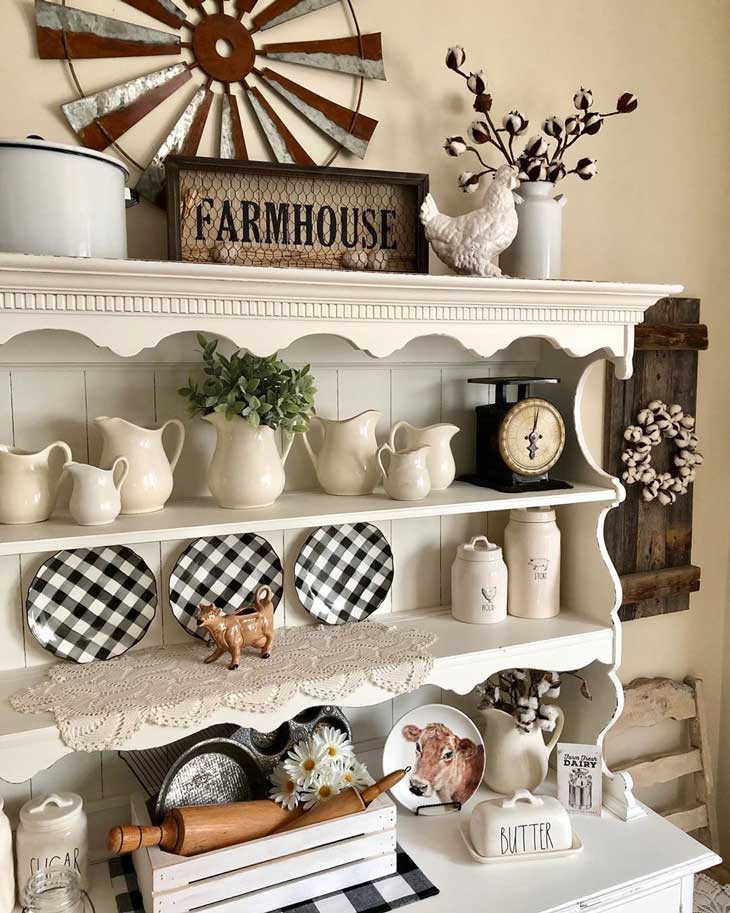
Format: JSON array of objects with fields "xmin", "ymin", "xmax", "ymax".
[
  {"xmin": 505, "ymin": 507, "xmax": 561, "ymax": 618},
  {"xmin": 22, "ymin": 866, "xmax": 84, "ymax": 913},
  {"xmin": 16, "ymin": 794, "xmax": 88, "ymax": 898}
]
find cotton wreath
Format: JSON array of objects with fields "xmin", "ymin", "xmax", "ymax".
[{"xmin": 621, "ymin": 399, "xmax": 703, "ymax": 505}]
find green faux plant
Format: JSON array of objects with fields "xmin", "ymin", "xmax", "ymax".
[{"xmin": 179, "ymin": 334, "xmax": 317, "ymax": 434}]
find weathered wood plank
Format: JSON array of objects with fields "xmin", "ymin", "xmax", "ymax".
[
  {"xmin": 686, "ymin": 676, "xmax": 720, "ymax": 851},
  {"xmin": 615, "ymin": 748, "xmax": 703, "ymax": 788},
  {"xmin": 635, "ymin": 323, "xmax": 708, "ymax": 351},
  {"xmin": 663, "ymin": 803, "xmax": 708, "ymax": 833},
  {"xmin": 604, "ymin": 297, "xmax": 702, "ymax": 621},
  {"xmin": 620, "ymin": 565, "xmax": 701, "ymax": 604},
  {"xmin": 613, "ymin": 677, "xmax": 696, "ymax": 733}
]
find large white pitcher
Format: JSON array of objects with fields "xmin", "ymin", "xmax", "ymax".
[
  {"xmin": 95, "ymin": 416, "xmax": 185, "ymax": 514},
  {"xmin": 0, "ymin": 441, "xmax": 72, "ymax": 524},
  {"xmin": 203, "ymin": 413, "xmax": 292, "ymax": 508},
  {"xmin": 303, "ymin": 410, "xmax": 382, "ymax": 495},
  {"xmin": 388, "ymin": 421, "xmax": 459, "ymax": 490},
  {"xmin": 482, "ymin": 706, "xmax": 564, "ymax": 794}
]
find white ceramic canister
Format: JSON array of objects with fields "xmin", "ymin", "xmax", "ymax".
[
  {"xmin": 0, "ymin": 798, "xmax": 13, "ymax": 913},
  {"xmin": 16, "ymin": 794, "xmax": 88, "ymax": 896},
  {"xmin": 451, "ymin": 535, "xmax": 508, "ymax": 625},
  {"xmin": 504, "ymin": 507, "xmax": 561, "ymax": 618}
]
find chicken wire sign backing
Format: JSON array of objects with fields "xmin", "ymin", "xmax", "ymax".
[{"xmin": 166, "ymin": 156, "xmax": 429, "ymax": 273}]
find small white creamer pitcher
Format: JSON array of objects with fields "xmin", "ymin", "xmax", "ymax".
[
  {"xmin": 303, "ymin": 410, "xmax": 382, "ymax": 495},
  {"xmin": 388, "ymin": 421, "xmax": 459, "ymax": 490},
  {"xmin": 0, "ymin": 441, "xmax": 72, "ymax": 524},
  {"xmin": 377, "ymin": 443, "xmax": 431, "ymax": 501},
  {"xmin": 64, "ymin": 457, "xmax": 129, "ymax": 526},
  {"xmin": 95, "ymin": 416, "xmax": 185, "ymax": 514}
]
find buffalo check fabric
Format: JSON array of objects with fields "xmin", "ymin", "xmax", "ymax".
[
  {"xmin": 26, "ymin": 545, "xmax": 157, "ymax": 663},
  {"xmin": 294, "ymin": 523, "xmax": 394, "ymax": 625},
  {"xmin": 169, "ymin": 533, "xmax": 283, "ymax": 638},
  {"xmin": 108, "ymin": 845, "xmax": 438, "ymax": 913}
]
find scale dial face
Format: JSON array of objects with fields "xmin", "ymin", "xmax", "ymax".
[{"xmin": 498, "ymin": 397, "xmax": 566, "ymax": 477}]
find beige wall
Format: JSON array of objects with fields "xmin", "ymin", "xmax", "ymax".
[{"xmin": 3, "ymin": 0, "xmax": 730, "ymax": 848}]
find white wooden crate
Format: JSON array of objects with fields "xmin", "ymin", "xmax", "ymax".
[{"xmin": 130, "ymin": 791, "xmax": 397, "ymax": 913}]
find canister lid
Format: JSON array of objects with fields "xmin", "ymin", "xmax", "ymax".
[
  {"xmin": 0, "ymin": 136, "xmax": 129, "ymax": 177},
  {"xmin": 20, "ymin": 793, "xmax": 84, "ymax": 831},
  {"xmin": 508, "ymin": 506, "xmax": 556, "ymax": 523},
  {"xmin": 456, "ymin": 535, "xmax": 503, "ymax": 562}
]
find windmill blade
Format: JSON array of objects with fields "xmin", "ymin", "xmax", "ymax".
[
  {"xmin": 259, "ymin": 68, "xmax": 377, "ymax": 158},
  {"xmin": 35, "ymin": 0, "xmax": 180, "ymax": 59},
  {"xmin": 220, "ymin": 92, "xmax": 248, "ymax": 159},
  {"xmin": 62, "ymin": 64, "xmax": 192, "ymax": 151},
  {"xmin": 136, "ymin": 86, "xmax": 212, "ymax": 205},
  {"xmin": 181, "ymin": 87, "xmax": 214, "ymax": 155},
  {"xmin": 121, "ymin": 0, "xmax": 188, "ymax": 30},
  {"xmin": 246, "ymin": 87, "xmax": 314, "ymax": 165},
  {"xmin": 252, "ymin": 0, "xmax": 339, "ymax": 32},
  {"xmin": 262, "ymin": 33, "xmax": 385, "ymax": 80},
  {"xmin": 234, "ymin": 0, "xmax": 261, "ymax": 14}
]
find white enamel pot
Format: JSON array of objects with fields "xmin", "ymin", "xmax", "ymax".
[{"xmin": 0, "ymin": 137, "xmax": 138, "ymax": 258}]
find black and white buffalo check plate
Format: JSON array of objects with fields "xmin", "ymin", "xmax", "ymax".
[
  {"xmin": 294, "ymin": 523, "xmax": 394, "ymax": 625},
  {"xmin": 169, "ymin": 533, "xmax": 283, "ymax": 639},
  {"xmin": 26, "ymin": 545, "xmax": 157, "ymax": 664}
]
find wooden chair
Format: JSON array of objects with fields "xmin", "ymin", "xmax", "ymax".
[{"xmin": 611, "ymin": 675, "xmax": 719, "ymax": 853}]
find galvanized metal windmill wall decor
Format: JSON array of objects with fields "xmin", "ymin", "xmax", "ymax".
[{"xmin": 35, "ymin": 0, "xmax": 385, "ymax": 205}]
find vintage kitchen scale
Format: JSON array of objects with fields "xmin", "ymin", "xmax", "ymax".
[{"xmin": 462, "ymin": 377, "xmax": 572, "ymax": 493}]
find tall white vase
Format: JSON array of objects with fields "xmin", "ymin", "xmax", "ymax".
[{"xmin": 500, "ymin": 181, "xmax": 566, "ymax": 279}]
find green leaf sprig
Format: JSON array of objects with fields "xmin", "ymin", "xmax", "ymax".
[{"xmin": 179, "ymin": 334, "xmax": 317, "ymax": 434}]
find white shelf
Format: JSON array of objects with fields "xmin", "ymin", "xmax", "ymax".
[
  {"xmin": 71, "ymin": 783, "xmax": 718, "ymax": 913},
  {"xmin": 0, "ymin": 608, "xmax": 612, "ymax": 782},
  {"xmin": 0, "ymin": 481, "xmax": 616, "ymax": 556}
]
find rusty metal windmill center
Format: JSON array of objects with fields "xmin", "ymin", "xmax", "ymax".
[{"xmin": 191, "ymin": 13, "xmax": 256, "ymax": 82}]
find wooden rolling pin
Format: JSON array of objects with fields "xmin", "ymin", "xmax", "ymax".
[{"xmin": 107, "ymin": 770, "xmax": 405, "ymax": 858}]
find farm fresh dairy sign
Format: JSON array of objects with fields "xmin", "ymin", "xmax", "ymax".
[{"xmin": 166, "ymin": 156, "xmax": 428, "ymax": 274}]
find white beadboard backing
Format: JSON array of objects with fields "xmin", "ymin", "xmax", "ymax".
[{"xmin": 0, "ymin": 333, "xmax": 536, "ymax": 810}]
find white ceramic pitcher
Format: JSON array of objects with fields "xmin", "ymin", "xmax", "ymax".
[
  {"xmin": 64, "ymin": 458, "xmax": 129, "ymax": 526},
  {"xmin": 0, "ymin": 441, "xmax": 72, "ymax": 524},
  {"xmin": 388, "ymin": 421, "xmax": 459, "ymax": 490},
  {"xmin": 377, "ymin": 443, "xmax": 431, "ymax": 501},
  {"xmin": 203, "ymin": 413, "xmax": 293, "ymax": 508},
  {"xmin": 303, "ymin": 410, "xmax": 382, "ymax": 495},
  {"xmin": 482, "ymin": 706, "xmax": 565, "ymax": 794},
  {"xmin": 95, "ymin": 416, "xmax": 185, "ymax": 514}
]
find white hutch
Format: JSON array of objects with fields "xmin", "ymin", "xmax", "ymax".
[{"xmin": 0, "ymin": 253, "xmax": 718, "ymax": 913}]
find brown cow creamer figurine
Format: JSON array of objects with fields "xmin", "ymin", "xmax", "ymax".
[
  {"xmin": 196, "ymin": 585, "xmax": 275, "ymax": 670},
  {"xmin": 402, "ymin": 722, "xmax": 485, "ymax": 805}
]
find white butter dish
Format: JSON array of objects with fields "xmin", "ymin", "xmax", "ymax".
[
  {"xmin": 461, "ymin": 824, "xmax": 583, "ymax": 864},
  {"xmin": 468, "ymin": 789, "xmax": 574, "ymax": 860}
]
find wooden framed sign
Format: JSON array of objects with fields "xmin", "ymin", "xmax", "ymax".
[{"xmin": 166, "ymin": 156, "xmax": 429, "ymax": 273}]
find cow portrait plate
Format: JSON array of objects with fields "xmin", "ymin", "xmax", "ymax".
[{"xmin": 383, "ymin": 704, "xmax": 485, "ymax": 813}]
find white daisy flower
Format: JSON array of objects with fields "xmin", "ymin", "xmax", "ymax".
[
  {"xmin": 268, "ymin": 764, "xmax": 301, "ymax": 811},
  {"xmin": 283, "ymin": 739, "xmax": 327, "ymax": 786},
  {"xmin": 313, "ymin": 726, "xmax": 354, "ymax": 764},
  {"xmin": 300, "ymin": 768, "xmax": 344, "ymax": 810},
  {"xmin": 336, "ymin": 760, "xmax": 373, "ymax": 792}
]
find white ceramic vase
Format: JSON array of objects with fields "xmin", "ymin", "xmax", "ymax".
[
  {"xmin": 96, "ymin": 416, "xmax": 185, "ymax": 514},
  {"xmin": 203, "ymin": 413, "xmax": 292, "ymax": 508},
  {"xmin": 303, "ymin": 410, "xmax": 382, "ymax": 496},
  {"xmin": 500, "ymin": 181, "xmax": 566, "ymax": 279},
  {"xmin": 388, "ymin": 421, "xmax": 459, "ymax": 490},
  {"xmin": 0, "ymin": 798, "xmax": 13, "ymax": 913},
  {"xmin": 482, "ymin": 707, "xmax": 564, "ymax": 794},
  {"xmin": 0, "ymin": 441, "xmax": 72, "ymax": 524},
  {"xmin": 64, "ymin": 458, "xmax": 129, "ymax": 526},
  {"xmin": 377, "ymin": 443, "xmax": 431, "ymax": 501}
]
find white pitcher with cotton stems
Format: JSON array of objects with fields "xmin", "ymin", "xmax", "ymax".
[
  {"xmin": 203, "ymin": 413, "xmax": 292, "ymax": 508},
  {"xmin": 388, "ymin": 421, "xmax": 459, "ymax": 490},
  {"xmin": 95, "ymin": 417, "xmax": 185, "ymax": 514},
  {"xmin": 64, "ymin": 458, "xmax": 129, "ymax": 525},
  {"xmin": 303, "ymin": 410, "xmax": 382, "ymax": 495},
  {"xmin": 482, "ymin": 706, "xmax": 565, "ymax": 794},
  {"xmin": 377, "ymin": 443, "xmax": 431, "ymax": 501},
  {"xmin": 0, "ymin": 441, "xmax": 72, "ymax": 524}
]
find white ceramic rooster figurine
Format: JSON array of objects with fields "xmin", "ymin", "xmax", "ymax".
[{"xmin": 420, "ymin": 164, "xmax": 520, "ymax": 277}]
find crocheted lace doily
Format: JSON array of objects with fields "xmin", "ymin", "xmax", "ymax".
[{"xmin": 11, "ymin": 620, "xmax": 436, "ymax": 752}]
